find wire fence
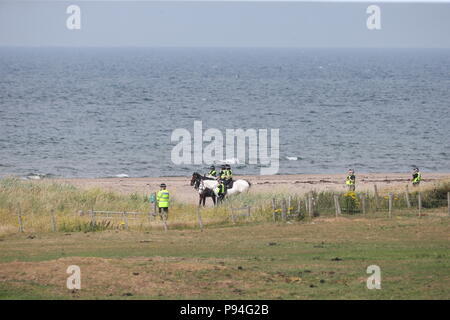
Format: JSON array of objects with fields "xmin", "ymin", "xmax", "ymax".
[{"xmin": 12, "ymin": 189, "xmax": 450, "ymax": 233}]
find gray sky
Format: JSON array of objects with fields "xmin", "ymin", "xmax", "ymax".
[{"xmin": 1, "ymin": 1, "xmax": 450, "ymax": 47}]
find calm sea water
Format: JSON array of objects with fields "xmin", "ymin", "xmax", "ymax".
[{"xmin": 0, "ymin": 48, "xmax": 449, "ymax": 178}]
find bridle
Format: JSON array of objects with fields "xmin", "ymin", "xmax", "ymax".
[
  {"xmin": 191, "ymin": 172, "xmax": 202, "ymax": 190},
  {"xmin": 191, "ymin": 172, "xmax": 213, "ymax": 195}
]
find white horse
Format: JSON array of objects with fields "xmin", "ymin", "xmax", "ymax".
[{"xmin": 190, "ymin": 172, "xmax": 251, "ymax": 203}]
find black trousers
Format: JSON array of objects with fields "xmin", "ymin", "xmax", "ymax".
[{"xmin": 158, "ymin": 207, "xmax": 169, "ymax": 215}]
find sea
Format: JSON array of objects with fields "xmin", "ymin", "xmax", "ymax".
[{"xmin": 0, "ymin": 47, "xmax": 449, "ymax": 178}]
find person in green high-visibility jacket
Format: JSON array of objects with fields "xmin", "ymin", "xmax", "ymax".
[
  {"xmin": 219, "ymin": 165, "xmax": 227, "ymax": 179},
  {"xmin": 225, "ymin": 164, "xmax": 233, "ymax": 180},
  {"xmin": 223, "ymin": 164, "xmax": 233, "ymax": 189},
  {"xmin": 216, "ymin": 180, "xmax": 226, "ymax": 202},
  {"xmin": 208, "ymin": 165, "xmax": 217, "ymax": 177},
  {"xmin": 157, "ymin": 183, "xmax": 170, "ymax": 216},
  {"xmin": 345, "ymin": 169, "xmax": 356, "ymax": 191},
  {"xmin": 412, "ymin": 167, "xmax": 422, "ymax": 186}
]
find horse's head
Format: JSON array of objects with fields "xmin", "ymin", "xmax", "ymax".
[{"xmin": 190, "ymin": 172, "xmax": 201, "ymax": 187}]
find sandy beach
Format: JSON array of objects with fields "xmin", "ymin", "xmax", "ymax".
[{"xmin": 52, "ymin": 172, "xmax": 450, "ymax": 205}]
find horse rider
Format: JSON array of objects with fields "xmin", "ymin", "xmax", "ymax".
[
  {"xmin": 156, "ymin": 183, "xmax": 170, "ymax": 218},
  {"xmin": 412, "ymin": 167, "xmax": 422, "ymax": 186},
  {"xmin": 345, "ymin": 169, "xmax": 356, "ymax": 191},
  {"xmin": 207, "ymin": 165, "xmax": 217, "ymax": 177},
  {"xmin": 219, "ymin": 164, "xmax": 227, "ymax": 180},
  {"xmin": 216, "ymin": 179, "xmax": 226, "ymax": 202},
  {"xmin": 226, "ymin": 164, "xmax": 233, "ymax": 180},
  {"xmin": 223, "ymin": 164, "xmax": 233, "ymax": 188}
]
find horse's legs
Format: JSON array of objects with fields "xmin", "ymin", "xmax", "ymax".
[
  {"xmin": 199, "ymin": 195, "xmax": 203, "ymax": 207},
  {"xmin": 202, "ymin": 195, "xmax": 206, "ymax": 207},
  {"xmin": 212, "ymin": 195, "xmax": 216, "ymax": 206}
]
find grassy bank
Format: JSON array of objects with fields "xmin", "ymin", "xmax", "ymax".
[
  {"xmin": 0, "ymin": 216, "xmax": 449, "ymax": 299},
  {"xmin": 0, "ymin": 178, "xmax": 449, "ymax": 234}
]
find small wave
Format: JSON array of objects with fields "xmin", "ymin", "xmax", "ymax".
[
  {"xmin": 286, "ymin": 156, "xmax": 299, "ymax": 161},
  {"xmin": 27, "ymin": 175, "xmax": 42, "ymax": 180},
  {"xmin": 0, "ymin": 164, "xmax": 12, "ymax": 168},
  {"xmin": 115, "ymin": 174, "xmax": 129, "ymax": 178},
  {"xmin": 24, "ymin": 173, "xmax": 55, "ymax": 180},
  {"xmin": 216, "ymin": 158, "xmax": 240, "ymax": 165}
]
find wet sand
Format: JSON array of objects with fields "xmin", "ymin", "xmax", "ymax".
[{"xmin": 53, "ymin": 172, "xmax": 450, "ymax": 205}]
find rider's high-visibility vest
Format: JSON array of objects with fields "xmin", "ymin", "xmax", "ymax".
[
  {"xmin": 412, "ymin": 172, "xmax": 422, "ymax": 184},
  {"xmin": 217, "ymin": 183, "xmax": 225, "ymax": 194},
  {"xmin": 227, "ymin": 169, "xmax": 233, "ymax": 179},
  {"xmin": 346, "ymin": 175, "xmax": 355, "ymax": 185},
  {"xmin": 208, "ymin": 170, "xmax": 217, "ymax": 177},
  {"xmin": 157, "ymin": 190, "xmax": 170, "ymax": 208},
  {"xmin": 220, "ymin": 170, "xmax": 227, "ymax": 179}
]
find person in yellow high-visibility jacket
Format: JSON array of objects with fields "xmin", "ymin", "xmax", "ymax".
[
  {"xmin": 156, "ymin": 183, "xmax": 170, "ymax": 217},
  {"xmin": 412, "ymin": 167, "xmax": 422, "ymax": 187},
  {"xmin": 345, "ymin": 169, "xmax": 356, "ymax": 191}
]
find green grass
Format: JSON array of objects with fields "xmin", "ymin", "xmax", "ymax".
[{"xmin": 0, "ymin": 215, "xmax": 449, "ymax": 300}]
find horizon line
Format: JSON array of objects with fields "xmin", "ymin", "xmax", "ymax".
[
  {"xmin": 1, "ymin": 0, "xmax": 450, "ymax": 2},
  {"xmin": 2, "ymin": 45, "xmax": 450, "ymax": 49}
]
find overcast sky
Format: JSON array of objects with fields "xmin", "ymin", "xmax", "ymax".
[{"xmin": 1, "ymin": 1, "xmax": 450, "ymax": 47}]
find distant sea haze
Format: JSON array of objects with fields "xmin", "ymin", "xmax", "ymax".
[{"xmin": 0, "ymin": 48, "xmax": 449, "ymax": 178}]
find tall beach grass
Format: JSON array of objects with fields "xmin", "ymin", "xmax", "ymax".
[{"xmin": 0, "ymin": 177, "xmax": 448, "ymax": 234}]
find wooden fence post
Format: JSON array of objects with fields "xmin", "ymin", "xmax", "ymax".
[
  {"xmin": 360, "ymin": 194, "xmax": 366, "ymax": 215},
  {"xmin": 287, "ymin": 196, "xmax": 291, "ymax": 215},
  {"xmin": 91, "ymin": 198, "xmax": 96, "ymax": 223},
  {"xmin": 247, "ymin": 206, "xmax": 251, "ymax": 219},
  {"xmin": 405, "ymin": 185, "xmax": 411, "ymax": 208},
  {"xmin": 147, "ymin": 210, "xmax": 153, "ymax": 224},
  {"xmin": 281, "ymin": 198, "xmax": 287, "ymax": 222},
  {"xmin": 305, "ymin": 197, "xmax": 308, "ymax": 214},
  {"xmin": 297, "ymin": 199, "xmax": 301, "ymax": 217},
  {"xmin": 90, "ymin": 204, "xmax": 96, "ymax": 224},
  {"xmin": 17, "ymin": 206, "xmax": 24, "ymax": 233},
  {"xmin": 271, "ymin": 198, "xmax": 277, "ymax": 221},
  {"xmin": 448, "ymin": 192, "xmax": 450, "ymax": 217},
  {"xmin": 123, "ymin": 211, "xmax": 129, "ymax": 230},
  {"xmin": 197, "ymin": 206, "xmax": 204, "ymax": 231},
  {"xmin": 161, "ymin": 212, "xmax": 168, "ymax": 232},
  {"xmin": 418, "ymin": 192, "xmax": 422, "ymax": 217},
  {"xmin": 333, "ymin": 195, "xmax": 338, "ymax": 217},
  {"xmin": 308, "ymin": 193, "xmax": 313, "ymax": 218},
  {"xmin": 51, "ymin": 209, "xmax": 57, "ymax": 232},
  {"xmin": 374, "ymin": 184, "xmax": 379, "ymax": 211},
  {"xmin": 388, "ymin": 193, "xmax": 393, "ymax": 218},
  {"xmin": 230, "ymin": 207, "xmax": 236, "ymax": 224},
  {"xmin": 333, "ymin": 195, "xmax": 341, "ymax": 217},
  {"xmin": 153, "ymin": 192, "xmax": 157, "ymax": 216}
]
